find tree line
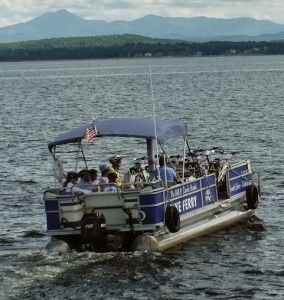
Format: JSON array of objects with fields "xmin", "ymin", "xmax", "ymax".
[{"xmin": 0, "ymin": 34, "xmax": 283, "ymax": 61}]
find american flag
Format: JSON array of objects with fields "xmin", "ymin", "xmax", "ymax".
[{"xmin": 84, "ymin": 127, "xmax": 98, "ymax": 142}]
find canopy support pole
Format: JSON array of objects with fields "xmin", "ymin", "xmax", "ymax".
[{"xmin": 147, "ymin": 138, "xmax": 156, "ymax": 172}]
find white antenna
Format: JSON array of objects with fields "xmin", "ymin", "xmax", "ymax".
[{"xmin": 148, "ymin": 60, "xmax": 160, "ymax": 178}]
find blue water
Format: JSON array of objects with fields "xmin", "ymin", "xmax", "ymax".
[{"xmin": 0, "ymin": 55, "xmax": 283, "ymax": 299}]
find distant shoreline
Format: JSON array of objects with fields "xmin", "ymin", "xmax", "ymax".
[
  {"xmin": 1, "ymin": 53, "xmax": 284, "ymax": 64},
  {"xmin": 0, "ymin": 35, "xmax": 283, "ymax": 62}
]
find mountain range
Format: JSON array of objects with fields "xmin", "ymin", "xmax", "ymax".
[{"xmin": 0, "ymin": 9, "xmax": 284, "ymax": 43}]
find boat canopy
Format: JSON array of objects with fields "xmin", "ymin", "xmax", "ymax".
[{"xmin": 48, "ymin": 118, "xmax": 188, "ymax": 151}]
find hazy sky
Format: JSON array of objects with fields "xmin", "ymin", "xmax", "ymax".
[{"xmin": 0, "ymin": 0, "xmax": 284, "ymax": 28}]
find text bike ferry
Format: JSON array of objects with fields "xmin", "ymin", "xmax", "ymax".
[{"xmin": 44, "ymin": 118, "xmax": 260, "ymax": 252}]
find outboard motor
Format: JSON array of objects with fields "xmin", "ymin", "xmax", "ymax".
[{"xmin": 81, "ymin": 213, "xmax": 107, "ymax": 242}]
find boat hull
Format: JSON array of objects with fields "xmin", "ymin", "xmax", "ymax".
[
  {"xmin": 132, "ymin": 205, "xmax": 255, "ymax": 251},
  {"xmin": 45, "ymin": 191, "xmax": 255, "ymax": 252}
]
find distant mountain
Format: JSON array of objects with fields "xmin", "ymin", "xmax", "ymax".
[
  {"xmin": 190, "ymin": 32, "xmax": 284, "ymax": 42},
  {"xmin": 1, "ymin": 9, "xmax": 284, "ymax": 43}
]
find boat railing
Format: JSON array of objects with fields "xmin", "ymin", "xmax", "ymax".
[
  {"xmin": 66, "ymin": 180, "xmax": 165, "ymax": 195},
  {"xmin": 44, "ymin": 188, "xmax": 85, "ymax": 200}
]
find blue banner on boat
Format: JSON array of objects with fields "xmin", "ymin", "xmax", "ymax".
[
  {"xmin": 201, "ymin": 174, "xmax": 216, "ymax": 187},
  {"xmin": 202, "ymin": 185, "xmax": 218, "ymax": 206},
  {"xmin": 168, "ymin": 180, "xmax": 201, "ymax": 200},
  {"xmin": 168, "ymin": 174, "xmax": 218, "ymax": 215},
  {"xmin": 229, "ymin": 174, "xmax": 253, "ymax": 197},
  {"xmin": 173, "ymin": 191, "xmax": 203, "ymax": 214},
  {"xmin": 228, "ymin": 163, "xmax": 250, "ymax": 179},
  {"xmin": 227, "ymin": 162, "xmax": 252, "ymax": 197}
]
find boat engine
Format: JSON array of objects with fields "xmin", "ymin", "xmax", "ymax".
[{"xmin": 81, "ymin": 213, "xmax": 107, "ymax": 242}]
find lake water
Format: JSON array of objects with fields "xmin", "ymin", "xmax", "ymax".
[{"xmin": 0, "ymin": 56, "xmax": 283, "ymax": 299}]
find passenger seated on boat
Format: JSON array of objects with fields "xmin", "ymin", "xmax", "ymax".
[
  {"xmin": 63, "ymin": 171, "xmax": 78, "ymax": 192},
  {"xmin": 159, "ymin": 156, "xmax": 177, "ymax": 184},
  {"xmin": 89, "ymin": 168, "xmax": 99, "ymax": 190},
  {"xmin": 123, "ymin": 170, "xmax": 136, "ymax": 190},
  {"xmin": 123, "ymin": 171, "xmax": 135, "ymax": 188},
  {"xmin": 89, "ymin": 169, "xmax": 98, "ymax": 184},
  {"xmin": 98, "ymin": 163, "xmax": 111, "ymax": 186},
  {"xmin": 74, "ymin": 169, "xmax": 92, "ymax": 193},
  {"xmin": 103, "ymin": 172, "xmax": 119, "ymax": 192},
  {"xmin": 109, "ymin": 155, "xmax": 122, "ymax": 187},
  {"xmin": 128, "ymin": 161, "xmax": 148, "ymax": 182}
]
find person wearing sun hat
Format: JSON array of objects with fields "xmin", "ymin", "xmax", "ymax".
[{"xmin": 109, "ymin": 155, "xmax": 122, "ymax": 187}]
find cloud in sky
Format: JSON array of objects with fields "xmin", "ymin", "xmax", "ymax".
[{"xmin": 0, "ymin": 0, "xmax": 284, "ymax": 27}]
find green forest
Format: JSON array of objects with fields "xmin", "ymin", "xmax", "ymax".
[{"xmin": 0, "ymin": 34, "xmax": 283, "ymax": 61}]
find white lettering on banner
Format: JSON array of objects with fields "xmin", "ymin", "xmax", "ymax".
[
  {"xmin": 183, "ymin": 183, "xmax": 198, "ymax": 194},
  {"xmin": 175, "ymin": 201, "xmax": 182, "ymax": 213},
  {"xmin": 170, "ymin": 187, "xmax": 182, "ymax": 198},
  {"xmin": 231, "ymin": 179, "xmax": 252, "ymax": 192},
  {"xmin": 230, "ymin": 183, "xmax": 241, "ymax": 192},
  {"xmin": 170, "ymin": 183, "xmax": 198, "ymax": 199},
  {"xmin": 204, "ymin": 189, "xmax": 212, "ymax": 203},
  {"xmin": 182, "ymin": 196, "xmax": 197, "ymax": 211},
  {"xmin": 174, "ymin": 196, "xmax": 198, "ymax": 213},
  {"xmin": 242, "ymin": 180, "xmax": 252, "ymax": 187}
]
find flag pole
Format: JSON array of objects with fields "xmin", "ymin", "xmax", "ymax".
[{"xmin": 148, "ymin": 60, "xmax": 160, "ymax": 180}]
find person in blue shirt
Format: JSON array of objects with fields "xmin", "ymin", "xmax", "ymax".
[{"xmin": 159, "ymin": 156, "xmax": 177, "ymax": 183}]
